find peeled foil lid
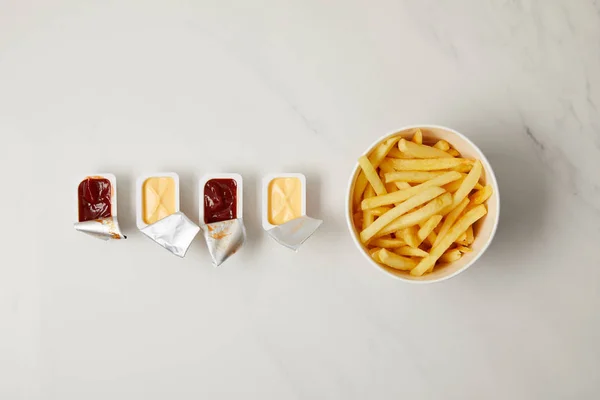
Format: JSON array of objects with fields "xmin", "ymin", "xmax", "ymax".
[
  {"xmin": 200, "ymin": 218, "xmax": 246, "ymax": 266},
  {"xmin": 74, "ymin": 217, "xmax": 126, "ymax": 240},
  {"xmin": 266, "ymin": 216, "xmax": 322, "ymax": 251},
  {"xmin": 140, "ymin": 212, "xmax": 200, "ymax": 257}
]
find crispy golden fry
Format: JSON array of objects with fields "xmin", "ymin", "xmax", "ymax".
[
  {"xmin": 450, "ymin": 160, "xmax": 482, "ymax": 210},
  {"xmin": 452, "ymin": 164, "xmax": 473, "ymax": 173},
  {"xmin": 433, "ymin": 140, "xmax": 450, "ymax": 151},
  {"xmin": 353, "ymin": 138, "xmax": 400, "ymax": 207},
  {"xmin": 447, "ymin": 148, "xmax": 460, "ymax": 157},
  {"xmin": 370, "ymin": 248, "xmax": 382, "ymax": 263},
  {"xmin": 385, "ymin": 182, "xmax": 398, "ymax": 193},
  {"xmin": 395, "ymin": 246, "xmax": 429, "ymax": 257},
  {"xmin": 418, "ymin": 215, "xmax": 443, "ymax": 243},
  {"xmin": 412, "ymin": 129, "xmax": 423, "ymax": 144},
  {"xmin": 401, "ymin": 226, "xmax": 420, "ymax": 248},
  {"xmin": 387, "ymin": 148, "xmax": 411, "ymax": 159},
  {"xmin": 370, "ymin": 206, "xmax": 393, "ymax": 216},
  {"xmin": 398, "ymin": 138, "xmax": 453, "ymax": 159},
  {"xmin": 434, "ymin": 197, "xmax": 470, "ymax": 247},
  {"xmin": 439, "ymin": 249, "xmax": 462, "ymax": 263},
  {"xmin": 360, "ymin": 187, "xmax": 446, "ymax": 243},
  {"xmin": 370, "ymin": 238, "xmax": 406, "ymax": 248},
  {"xmin": 358, "ymin": 155, "xmax": 387, "ymax": 196},
  {"xmin": 379, "ymin": 249, "xmax": 418, "ymax": 270},
  {"xmin": 362, "ymin": 186, "xmax": 376, "ymax": 230},
  {"xmin": 377, "ymin": 192, "xmax": 452, "ymax": 237},
  {"xmin": 395, "ymin": 181, "xmax": 412, "ymax": 190},
  {"xmin": 443, "ymin": 177, "xmax": 481, "ymax": 193},
  {"xmin": 385, "ymin": 170, "xmax": 446, "ymax": 184},
  {"xmin": 361, "ymin": 171, "xmax": 460, "ymax": 210},
  {"xmin": 471, "ymin": 184, "xmax": 493, "ymax": 205},
  {"xmin": 410, "ymin": 205, "xmax": 487, "ymax": 276},
  {"xmin": 390, "ymin": 158, "xmax": 474, "ymax": 171},
  {"xmin": 465, "ymin": 225, "xmax": 474, "ymax": 245}
]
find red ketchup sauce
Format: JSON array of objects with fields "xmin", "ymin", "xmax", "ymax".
[
  {"xmin": 204, "ymin": 179, "xmax": 237, "ymax": 223},
  {"xmin": 78, "ymin": 177, "xmax": 112, "ymax": 222}
]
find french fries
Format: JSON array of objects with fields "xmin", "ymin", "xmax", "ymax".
[
  {"xmin": 358, "ymin": 156, "xmax": 387, "ymax": 196},
  {"xmin": 353, "ymin": 137, "xmax": 399, "ymax": 207},
  {"xmin": 351, "ymin": 129, "xmax": 494, "ymax": 276},
  {"xmin": 359, "ymin": 186, "xmax": 446, "ymax": 243},
  {"xmin": 390, "ymin": 158, "xmax": 474, "ymax": 171},
  {"xmin": 433, "ymin": 140, "xmax": 450, "ymax": 151},
  {"xmin": 410, "ymin": 205, "xmax": 487, "ymax": 276},
  {"xmin": 385, "ymin": 170, "xmax": 447, "ymax": 184},
  {"xmin": 361, "ymin": 171, "xmax": 460, "ymax": 210},
  {"xmin": 399, "ymin": 138, "xmax": 453, "ymax": 159},
  {"xmin": 379, "ymin": 249, "xmax": 417, "ymax": 270}
]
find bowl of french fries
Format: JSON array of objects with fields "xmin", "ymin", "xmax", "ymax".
[{"xmin": 347, "ymin": 125, "xmax": 499, "ymax": 283}]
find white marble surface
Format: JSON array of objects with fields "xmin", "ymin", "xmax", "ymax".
[{"xmin": 1, "ymin": 1, "xmax": 599, "ymax": 399}]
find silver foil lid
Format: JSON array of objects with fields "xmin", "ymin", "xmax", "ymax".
[
  {"xmin": 200, "ymin": 218, "xmax": 246, "ymax": 266},
  {"xmin": 140, "ymin": 212, "xmax": 200, "ymax": 257},
  {"xmin": 74, "ymin": 217, "xmax": 126, "ymax": 240},
  {"xmin": 266, "ymin": 216, "xmax": 322, "ymax": 251}
]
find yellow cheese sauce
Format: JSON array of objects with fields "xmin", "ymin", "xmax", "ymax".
[
  {"xmin": 268, "ymin": 177, "xmax": 302, "ymax": 225},
  {"xmin": 142, "ymin": 177, "xmax": 177, "ymax": 225}
]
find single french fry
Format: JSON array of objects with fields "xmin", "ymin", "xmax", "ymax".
[
  {"xmin": 434, "ymin": 197, "xmax": 470, "ymax": 247},
  {"xmin": 452, "ymin": 163, "xmax": 473, "ymax": 173},
  {"xmin": 360, "ymin": 187, "xmax": 446, "ymax": 243},
  {"xmin": 385, "ymin": 182, "xmax": 398, "ymax": 193},
  {"xmin": 474, "ymin": 182, "xmax": 484, "ymax": 191},
  {"xmin": 433, "ymin": 140, "xmax": 450, "ymax": 151},
  {"xmin": 379, "ymin": 248, "xmax": 418, "ymax": 270},
  {"xmin": 395, "ymin": 246, "xmax": 429, "ymax": 257},
  {"xmin": 361, "ymin": 171, "xmax": 460, "ymax": 210},
  {"xmin": 387, "ymin": 147, "xmax": 411, "ymax": 159},
  {"xmin": 465, "ymin": 224, "xmax": 474, "ymax": 245},
  {"xmin": 362, "ymin": 186, "xmax": 376, "ymax": 230},
  {"xmin": 352, "ymin": 137, "xmax": 400, "ymax": 207},
  {"xmin": 395, "ymin": 181, "xmax": 412, "ymax": 190},
  {"xmin": 439, "ymin": 249, "xmax": 462, "ymax": 263},
  {"xmin": 451, "ymin": 160, "xmax": 482, "ymax": 210},
  {"xmin": 370, "ymin": 248, "xmax": 382, "ymax": 263},
  {"xmin": 371, "ymin": 238, "xmax": 406, "ymax": 248},
  {"xmin": 358, "ymin": 155, "xmax": 387, "ymax": 196},
  {"xmin": 456, "ymin": 245, "xmax": 472, "ymax": 253},
  {"xmin": 417, "ymin": 215, "xmax": 443, "ymax": 243},
  {"xmin": 410, "ymin": 205, "xmax": 487, "ymax": 276},
  {"xmin": 385, "ymin": 170, "xmax": 446, "ymax": 184},
  {"xmin": 471, "ymin": 185, "xmax": 493, "ymax": 205},
  {"xmin": 447, "ymin": 148, "xmax": 460, "ymax": 157},
  {"xmin": 412, "ymin": 129, "xmax": 423, "ymax": 144},
  {"xmin": 426, "ymin": 231, "xmax": 437, "ymax": 246},
  {"xmin": 377, "ymin": 192, "xmax": 453, "ymax": 237},
  {"xmin": 399, "ymin": 138, "xmax": 453, "ymax": 159},
  {"xmin": 390, "ymin": 158, "xmax": 474, "ymax": 171},
  {"xmin": 443, "ymin": 179, "xmax": 463, "ymax": 193},
  {"xmin": 370, "ymin": 206, "xmax": 393, "ymax": 216},
  {"xmin": 401, "ymin": 226, "xmax": 420, "ymax": 248}
]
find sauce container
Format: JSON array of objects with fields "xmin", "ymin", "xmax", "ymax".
[
  {"xmin": 74, "ymin": 173, "xmax": 126, "ymax": 240},
  {"xmin": 198, "ymin": 173, "xmax": 246, "ymax": 266},
  {"xmin": 136, "ymin": 172, "xmax": 199, "ymax": 257},
  {"xmin": 261, "ymin": 173, "xmax": 322, "ymax": 250}
]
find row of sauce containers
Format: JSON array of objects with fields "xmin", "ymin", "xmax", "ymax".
[{"xmin": 74, "ymin": 173, "xmax": 322, "ymax": 265}]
